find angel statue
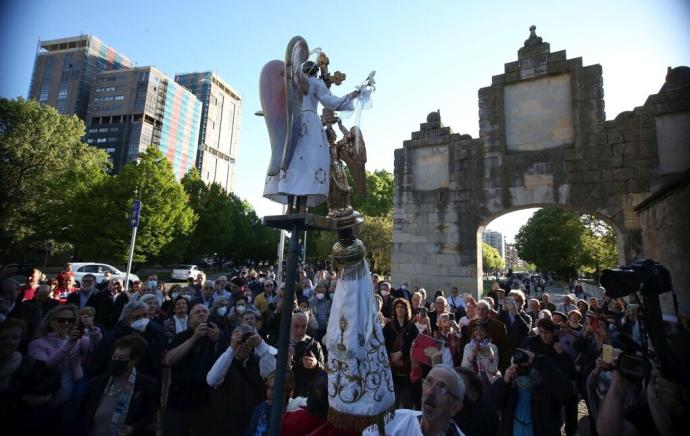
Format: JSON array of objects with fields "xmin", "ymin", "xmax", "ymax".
[
  {"xmin": 259, "ymin": 37, "xmax": 393, "ymax": 434},
  {"xmin": 260, "ymin": 36, "xmax": 359, "ymax": 214}
]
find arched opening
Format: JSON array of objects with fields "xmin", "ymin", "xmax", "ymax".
[{"xmin": 475, "ymin": 204, "xmax": 626, "ymax": 297}]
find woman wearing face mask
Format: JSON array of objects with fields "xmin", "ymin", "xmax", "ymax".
[
  {"xmin": 461, "ymin": 323, "xmax": 500, "ymax": 385},
  {"xmin": 140, "ymin": 294, "xmax": 164, "ymax": 327},
  {"xmin": 209, "ymin": 297, "xmax": 232, "ymax": 336},
  {"xmin": 414, "ymin": 307, "xmax": 431, "ymax": 334},
  {"xmin": 161, "ymin": 284, "xmax": 183, "ymax": 313},
  {"xmin": 227, "ymin": 296, "xmax": 259, "ymax": 331},
  {"xmin": 76, "ymin": 335, "xmax": 159, "ymax": 436},
  {"xmin": 307, "ymin": 280, "xmax": 331, "ymax": 342},
  {"xmin": 27, "ymin": 305, "xmax": 96, "ymax": 407},
  {"xmin": 162, "ymin": 296, "xmax": 190, "ymax": 347},
  {"xmin": 434, "ymin": 313, "xmax": 463, "ymax": 367}
]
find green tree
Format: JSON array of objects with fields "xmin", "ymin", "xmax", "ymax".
[
  {"xmin": 356, "ymin": 213, "xmax": 393, "ymax": 274},
  {"xmin": 74, "ymin": 147, "xmax": 196, "ymax": 265},
  {"xmin": 515, "ymin": 208, "xmax": 619, "ymax": 281},
  {"xmin": 0, "ymin": 98, "xmax": 110, "ymax": 261},
  {"xmin": 178, "ymin": 169, "xmax": 278, "ymax": 265},
  {"xmin": 482, "ymin": 242, "xmax": 506, "ymax": 271}
]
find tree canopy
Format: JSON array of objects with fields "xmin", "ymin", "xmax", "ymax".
[
  {"xmin": 515, "ymin": 208, "xmax": 619, "ymax": 281},
  {"xmin": 482, "ymin": 242, "xmax": 506, "ymax": 271},
  {"xmin": 0, "ymin": 98, "xmax": 110, "ymax": 261}
]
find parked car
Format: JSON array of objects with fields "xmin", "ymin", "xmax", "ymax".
[
  {"xmin": 70, "ymin": 262, "xmax": 139, "ymax": 287},
  {"xmin": 171, "ymin": 264, "xmax": 202, "ymax": 281}
]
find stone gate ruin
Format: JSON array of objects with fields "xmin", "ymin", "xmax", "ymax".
[{"xmin": 391, "ymin": 26, "xmax": 690, "ymax": 315}]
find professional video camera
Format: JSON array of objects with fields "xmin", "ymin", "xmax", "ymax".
[{"xmin": 600, "ymin": 259, "xmax": 685, "ymax": 385}]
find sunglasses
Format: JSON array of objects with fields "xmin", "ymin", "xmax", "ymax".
[{"xmin": 55, "ymin": 317, "xmax": 76, "ymax": 324}]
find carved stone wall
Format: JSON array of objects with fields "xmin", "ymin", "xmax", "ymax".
[{"xmin": 392, "ymin": 27, "xmax": 690, "ymax": 301}]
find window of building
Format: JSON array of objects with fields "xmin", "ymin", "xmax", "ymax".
[
  {"xmin": 88, "ymin": 128, "xmax": 98, "ymax": 133},
  {"xmin": 139, "ymin": 71, "xmax": 149, "ymax": 83},
  {"xmin": 58, "ymin": 89, "xmax": 68, "ymax": 100},
  {"xmin": 135, "ymin": 90, "xmax": 147, "ymax": 101},
  {"xmin": 99, "ymin": 128, "xmax": 108, "ymax": 133},
  {"xmin": 110, "ymin": 127, "xmax": 119, "ymax": 132},
  {"xmin": 114, "ymin": 95, "xmax": 124, "ymax": 101},
  {"xmin": 86, "ymin": 138, "xmax": 94, "ymax": 144},
  {"xmin": 97, "ymin": 138, "xmax": 107, "ymax": 143},
  {"xmin": 39, "ymin": 92, "xmax": 48, "ymax": 102},
  {"xmin": 108, "ymin": 137, "xmax": 117, "ymax": 142},
  {"xmin": 105, "ymin": 147, "xmax": 116, "ymax": 153}
]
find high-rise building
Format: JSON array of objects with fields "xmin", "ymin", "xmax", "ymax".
[
  {"xmin": 85, "ymin": 66, "xmax": 202, "ymax": 179},
  {"xmin": 175, "ymin": 72, "xmax": 241, "ymax": 192},
  {"xmin": 482, "ymin": 229, "xmax": 505, "ymax": 258},
  {"xmin": 28, "ymin": 35, "xmax": 132, "ymax": 118}
]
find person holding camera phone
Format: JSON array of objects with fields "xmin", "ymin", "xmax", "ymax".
[
  {"xmin": 163, "ymin": 303, "xmax": 225, "ymax": 436},
  {"xmin": 497, "ymin": 291, "xmax": 532, "ymax": 357},
  {"xmin": 288, "ymin": 311, "xmax": 324, "ymax": 397},
  {"xmin": 206, "ymin": 324, "xmax": 276, "ymax": 435},
  {"xmin": 488, "ymin": 346, "xmax": 572, "ymax": 436}
]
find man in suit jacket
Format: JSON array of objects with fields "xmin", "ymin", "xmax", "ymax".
[
  {"xmin": 22, "ymin": 284, "xmax": 59, "ymax": 319},
  {"xmin": 66, "ymin": 274, "xmax": 113, "ymax": 328},
  {"xmin": 77, "ymin": 335, "xmax": 159, "ymax": 436},
  {"xmin": 496, "ymin": 290, "xmax": 532, "ymax": 354}
]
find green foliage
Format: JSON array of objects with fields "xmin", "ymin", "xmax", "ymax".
[
  {"xmin": 177, "ymin": 168, "xmax": 279, "ymax": 265},
  {"xmin": 356, "ymin": 213, "xmax": 393, "ymax": 274},
  {"xmin": 482, "ymin": 242, "xmax": 506, "ymax": 271},
  {"xmin": 73, "ymin": 147, "xmax": 197, "ymax": 264},
  {"xmin": 309, "ymin": 169, "xmax": 394, "ymax": 266},
  {"xmin": 515, "ymin": 208, "xmax": 619, "ymax": 281},
  {"xmin": 0, "ymin": 98, "xmax": 110, "ymax": 261}
]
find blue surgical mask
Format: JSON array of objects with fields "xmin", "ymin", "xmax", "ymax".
[
  {"xmin": 217, "ymin": 306, "xmax": 227, "ymax": 317},
  {"xmin": 148, "ymin": 280, "xmax": 157, "ymax": 290}
]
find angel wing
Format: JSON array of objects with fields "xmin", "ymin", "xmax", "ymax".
[
  {"xmin": 259, "ymin": 60, "xmax": 287, "ymax": 177},
  {"xmin": 341, "ymin": 126, "xmax": 368, "ymax": 196},
  {"xmin": 281, "ymin": 36, "xmax": 310, "ymax": 172}
]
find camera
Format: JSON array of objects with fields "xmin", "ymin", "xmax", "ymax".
[
  {"xmin": 294, "ymin": 341, "xmax": 307, "ymax": 359},
  {"xmin": 513, "ymin": 349, "xmax": 529, "ymax": 366}
]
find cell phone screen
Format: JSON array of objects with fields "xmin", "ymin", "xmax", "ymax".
[{"xmin": 602, "ymin": 344, "xmax": 613, "ymax": 363}]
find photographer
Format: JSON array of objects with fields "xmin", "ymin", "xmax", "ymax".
[
  {"xmin": 288, "ymin": 311, "xmax": 324, "ymax": 397},
  {"xmin": 496, "ymin": 290, "xmax": 532, "ymax": 354},
  {"xmin": 206, "ymin": 325, "xmax": 272, "ymax": 435},
  {"xmin": 487, "ymin": 347, "xmax": 572, "ymax": 435}
]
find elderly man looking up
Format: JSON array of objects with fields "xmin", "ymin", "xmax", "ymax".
[
  {"xmin": 289, "ymin": 311, "xmax": 324, "ymax": 397},
  {"xmin": 363, "ymin": 364, "xmax": 465, "ymax": 435}
]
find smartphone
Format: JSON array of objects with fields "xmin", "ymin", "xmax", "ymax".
[
  {"xmin": 602, "ymin": 344, "xmax": 613, "ymax": 364},
  {"xmin": 448, "ymin": 313, "xmax": 455, "ymax": 321}
]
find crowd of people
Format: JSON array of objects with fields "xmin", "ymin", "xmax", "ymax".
[{"xmin": 0, "ymin": 263, "xmax": 687, "ymax": 435}]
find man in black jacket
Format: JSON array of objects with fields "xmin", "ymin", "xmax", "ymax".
[
  {"xmin": 487, "ymin": 348, "xmax": 572, "ymax": 435},
  {"xmin": 77, "ymin": 335, "xmax": 158, "ymax": 436},
  {"xmin": 163, "ymin": 303, "xmax": 225, "ymax": 436},
  {"xmin": 66, "ymin": 274, "xmax": 113, "ymax": 328},
  {"xmin": 288, "ymin": 311, "xmax": 325, "ymax": 397},
  {"xmin": 497, "ymin": 290, "xmax": 532, "ymax": 355}
]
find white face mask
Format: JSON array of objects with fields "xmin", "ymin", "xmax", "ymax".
[
  {"xmin": 236, "ymin": 305, "xmax": 246, "ymax": 314},
  {"xmin": 183, "ymin": 295, "xmax": 192, "ymax": 301},
  {"xmin": 130, "ymin": 318, "xmax": 149, "ymax": 332},
  {"xmin": 171, "ymin": 292, "xmax": 180, "ymax": 299},
  {"xmin": 415, "ymin": 322, "xmax": 427, "ymax": 332},
  {"xmin": 217, "ymin": 306, "xmax": 227, "ymax": 317},
  {"xmin": 381, "ymin": 290, "xmax": 390, "ymax": 297},
  {"xmin": 148, "ymin": 280, "xmax": 157, "ymax": 290},
  {"xmin": 316, "ymin": 292, "xmax": 325, "ymax": 300}
]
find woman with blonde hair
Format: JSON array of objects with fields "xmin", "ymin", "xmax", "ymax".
[{"xmin": 28, "ymin": 304, "xmax": 98, "ymax": 406}]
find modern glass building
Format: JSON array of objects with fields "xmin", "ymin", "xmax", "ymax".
[
  {"xmin": 175, "ymin": 72, "xmax": 241, "ymax": 192},
  {"xmin": 85, "ymin": 66, "xmax": 201, "ymax": 179},
  {"xmin": 28, "ymin": 35, "xmax": 132, "ymax": 119}
]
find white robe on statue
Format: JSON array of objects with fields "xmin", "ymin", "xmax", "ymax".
[
  {"xmin": 263, "ymin": 76, "xmax": 354, "ymax": 207},
  {"xmin": 325, "ymin": 260, "xmax": 395, "ymax": 429}
]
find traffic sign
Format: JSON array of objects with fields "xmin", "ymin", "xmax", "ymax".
[{"xmin": 129, "ymin": 200, "xmax": 142, "ymax": 228}]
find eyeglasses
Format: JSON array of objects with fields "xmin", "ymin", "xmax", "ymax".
[
  {"xmin": 265, "ymin": 284, "xmax": 274, "ymax": 288},
  {"xmin": 55, "ymin": 317, "xmax": 76, "ymax": 324},
  {"xmin": 421, "ymin": 378, "xmax": 460, "ymax": 400}
]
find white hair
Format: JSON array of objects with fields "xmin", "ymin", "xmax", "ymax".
[
  {"xmin": 118, "ymin": 300, "xmax": 148, "ymax": 322},
  {"xmin": 430, "ymin": 364, "xmax": 465, "ymax": 400}
]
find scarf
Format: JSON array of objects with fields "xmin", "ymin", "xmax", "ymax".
[{"xmin": 109, "ymin": 367, "xmax": 136, "ymax": 436}]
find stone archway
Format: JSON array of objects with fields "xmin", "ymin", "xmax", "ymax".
[
  {"xmin": 475, "ymin": 204, "xmax": 626, "ymax": 285},
  {"xmin": 391, "ymin": 27, "xmax": 690, "ymax": 298}
]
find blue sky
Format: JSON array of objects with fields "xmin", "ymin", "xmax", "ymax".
[{"xmin": 2, "ymin": 0, "xmax": 689, "ymax": 241}]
